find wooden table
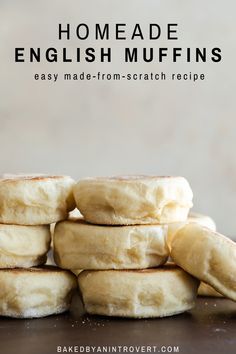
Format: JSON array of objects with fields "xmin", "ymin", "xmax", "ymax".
[{"xmin": 0, "ymin": 295, "xmax": 235, "ymax": 354}]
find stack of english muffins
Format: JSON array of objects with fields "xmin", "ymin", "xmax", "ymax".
[
  {"xmin": 53, "ymin": 175, "xmax": 234, "ymax": 319},
  {"xmin": 0, "ymin": 175, "xmax": 77, "ymax": 318},
  {"xmin": 1, "ymin": 174, "xmax": 235, "ymax": 319}
]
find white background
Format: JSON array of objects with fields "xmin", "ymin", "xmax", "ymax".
[{"xmin": 0, "ymin": 0, "xmax": 235, "ymax": 238}]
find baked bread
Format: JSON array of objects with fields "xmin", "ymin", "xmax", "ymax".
[
  {"xmin": 54, "ymin": 218, "xmax": 169, "ymax": 270},
  {"xmin": 167, "ymin": 212, "xmax": 216, "ymax": 248},
  {"xmin": 170, "ymin": 223, "xmax": 236, "ymax": 301},
  {"xmin": 0, "ymin": 266, "xmax": 77, "ymax": 318},
  {"xmin": 78, "ymin": 264, "xmax": 199, "ymax": 318},
  {"xmin": 0, "ymin": 224, "xmax": 51, "ymax": 268},
  {"xmin": 198, "ymin": 282, "xmax": 223, "ymax": 297},
  {"xmin": 188, "ymin": 212, "xmax": 216, "ymax": 231},
  {"xmin": 73, "ymin": 176, "xmax": 193, "ymax": 225},
  {"xmin": 0, "ymin": 175, "xmax": 75, "ymax": 225}
]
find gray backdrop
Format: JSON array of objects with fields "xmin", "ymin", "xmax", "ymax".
[{"xmin": 0, "ymin": 0, "xmax": 235, "ymax": 238}]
